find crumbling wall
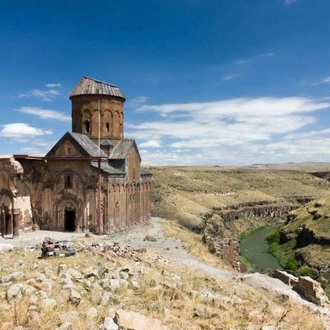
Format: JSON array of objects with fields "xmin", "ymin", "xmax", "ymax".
[
  {"xmin": 204, "ymin": 235, "xmax": 240, "ymax": 271},
  {"xmin": 273, "ymin": 269, "xmax": 330, "ymax": 307}
]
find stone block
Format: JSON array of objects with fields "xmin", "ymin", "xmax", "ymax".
[{"xmin": 115, "ymin": 309, "xmax": 162, "ymax": 330}]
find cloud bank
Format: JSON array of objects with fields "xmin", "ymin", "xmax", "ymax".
[
  {"xmin": 0, "ymin": 123, "xmax": 52, "ymax": 140},
  {"xmin": 127, "ymin": 97, "xmax": 330, "ymax": 165},
  {"xmin": 17, "ymin": 107, "xmax": 71, "ymax": 122}
]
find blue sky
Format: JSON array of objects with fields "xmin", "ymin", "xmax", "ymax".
[{"xmin": 1, "ymin": 0, "xmax": 330, "ymax": 165}]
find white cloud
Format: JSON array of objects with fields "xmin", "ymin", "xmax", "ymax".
[
  {"xmin": 234, "ymin": 52, "xmax": 275, "ymax": 68},
  {"xmin": 137, "ymin": 97, "xmax": 329, "ymax": 118},
  {"xmin": 222, "ymin": 74, "xmax": 239, "ymax": 81},
  {"xmin": 139, "ymin": 140, "xmax": 162, "ymax": 148},
  {"xmin": 132, "ymin": 96, "xmax": 148, "ymax": 103},
  {"xmin": 127, "ymin": 96, "xmax": 149, "ymax": 108},
  {"xmin": 284, "ymin": 0, "xmax": 297, "ymax": 4},
  {"xmin": 322, "ymin": 76, "xmax": 330, "ymax": 84},
  {"xmin": 0, "ymin": 123, "xmax": 53, "ymax": 140},
  {"xmin": 45, "ymin": 83, "xmax": 62, "ymax": 88},
  {"xmin": 19, "ymin": 88, "xmax": 60, "ymax": 101},
  {"xmin": 235, "ymin": 59, "xmax": 250, "ymax": 65},
  {"xmin": 130, "ymin": 96, "xmax": 330, "ymax": 165},
  {"xmin": 17, "ymin": 107, "xmax": 71, "ymax": 122},
  {"xmin": 283, "ymin": 128, "xmax": 330, "ymax": 140},
  {"xmin": 260, "ymin": 52, "xmax": 275, "ymax": 57}
]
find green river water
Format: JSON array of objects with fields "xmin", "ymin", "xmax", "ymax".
[{"xmin": 240, "ymin": 226, "xmax": 282, "ymax": 271}]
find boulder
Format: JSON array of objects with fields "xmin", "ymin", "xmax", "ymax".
[{"xmin": 115, "ymin": 309, "xmax": 162, "ymax": 330}]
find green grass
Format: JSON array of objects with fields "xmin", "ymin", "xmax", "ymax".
[{"xmin": 238, "ymin": 254, "xmax": 255, "ymax": 272}]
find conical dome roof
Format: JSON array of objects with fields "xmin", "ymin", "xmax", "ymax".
[{"xmin": 70, "ymin": 76, "xmax": 125, "ymax": 100}]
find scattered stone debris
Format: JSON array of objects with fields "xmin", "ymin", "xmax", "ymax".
[
  {"xmin": 1, "ymin": 221, "xmax": 330, "ymax": 329},
  {"xmin": 41, "ymin": 237, "xmax": 75, "ymax": 258}
]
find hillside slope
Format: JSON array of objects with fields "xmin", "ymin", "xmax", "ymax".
[
  {"xmin": 149, "ymin": 166, "xmax": 330, "ymax": 234},
  {"xmin": 280, "ymin": 195, "xmax": 330, "ymax": 296}
]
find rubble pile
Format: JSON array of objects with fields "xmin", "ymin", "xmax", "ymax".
[
  {"xmin": 41, "ymin": 237, "xmax": 76, "ymax": 258},
  {"xmin": 0, "ymin": 237, "xmax": 173, "ymax": 329}
]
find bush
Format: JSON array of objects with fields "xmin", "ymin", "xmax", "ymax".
[
  {"xmin": 267, "ymin": 243, "xmax": 298, "ymax": 270},
  {"xmin": 298, "ymin": 266, "xmax": 314, "ymax": 277},
  {"xmin": 286, "ymin": 258, "xmax": 298, "ymax": 271},
  {"xmin": 267, "ymin": 242, "xmax": 280, "ymax": 254},
  {"xmin": 266, "ymin": 228, "xmax": 280, "ymax": 244}
]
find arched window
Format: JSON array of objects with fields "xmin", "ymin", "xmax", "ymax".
[
  {"xmin": 65, "ymin": 174, "xmax": 73, "ymax": 189},
  {"xmin": 84, "ymin": 121, "xmax": 91, "ymax": 133},
  {"xmin": 106, "ymin": 122, "xmax": 110, "ymax": 132}
]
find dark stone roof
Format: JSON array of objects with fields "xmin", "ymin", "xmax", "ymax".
[
  {"xmin": 70, "ymin": 133, "xmax": 108, "ymax": 158},
  {"xmin": 101, "ymin": 139, "xmax": 113, "ymax": 147},
  {"xmin": 91, "ymin": 161, "xmax": 124, "ymax": 175},
  {"xmin": 70, "ymin": 76, "xmax": 125, "ymax": 100},
  {"xmin": 109, "ymin": 140, "xmax": 135, "ymax": 160}
]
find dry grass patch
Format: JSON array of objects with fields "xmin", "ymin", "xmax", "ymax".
[
  {"xmin": 160, "ymin": 219, "xmax": 231, "ymax": 269},
  {"xmin": 0, "ymin": 245, "xmax": 329, "ymax": 329}
]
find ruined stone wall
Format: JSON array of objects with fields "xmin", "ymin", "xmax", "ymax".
[
  {"xmin": 0, "ymin": 157, "xmax": 24, "ymax": 235},
  {"xmin": 273, "ymin": 269, "xmax": 330, "ymax": 307},
  {"xmin": 16, "ymin": 196, "xmax": 32, "ymax": 230},
  {"xmin": 204, "ymin": 235, "xmax": 240, "ymax": 271}
]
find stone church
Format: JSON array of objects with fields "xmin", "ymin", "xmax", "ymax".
[{"xmin": 0, "ymin": 76, "xmax": 152, "ymax": 236}]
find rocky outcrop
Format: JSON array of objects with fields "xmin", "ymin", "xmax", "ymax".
[
  {"xmin": 295, "ymin": 225, "xmax": 330, "ymax": 248},
  {"xmin": 220, "ymin": 205, "xmax": 298, "ymax": 229},
  {"xmin": 204, "ymin": 235, "xmax": 240, "ymax": 271},
  {"xmin": 273, "ymin": 270, "xmax": 330, "ymax": 307}
]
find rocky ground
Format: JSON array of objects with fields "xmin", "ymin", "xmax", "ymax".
[{"xmin": 1, "ymin": 218, "xmax": 330, "ymax": 329}]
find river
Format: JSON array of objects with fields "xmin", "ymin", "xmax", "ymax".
[{"xmin": 240, "ymin": 226, "xmax": 282, "ymax": 271}]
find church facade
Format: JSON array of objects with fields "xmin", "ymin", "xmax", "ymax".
[{"xmin": 0, "ymin": 76, "xmax": 152, "ymax": 235}]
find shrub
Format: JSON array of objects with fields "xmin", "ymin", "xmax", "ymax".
[
  {"xmin": 298, "ymin": 266, "xmax": 314, "ymax": 277},
  {"xmin": 286, "ymin": 258, "xmax": 298, "ymax": 271},
  {"xmin": 267, "ymin": 243, "xmax": 297, "ymax": 270},
  {"xmin": 266, "ymin": 228, "xmax": 280, "ymax": 244},
  {"xmin": 267, "ymin": 242, "xmax": 280, "ymax": 254}
]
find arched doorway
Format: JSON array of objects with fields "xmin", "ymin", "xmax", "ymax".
[
  {"xmin": 0, "ymin": 193, "xmax": 13, "ymax": 236},
  {"xmin": 5, "ymin": 213, "xmax": 11, "ymax": 235},
  {"xmin": 55, "ymin": 196, "xmax": 82, "ymax": 232},
  {"xmin": 64, "ymin": 207, "xmax": 75, "ymax": 232}
]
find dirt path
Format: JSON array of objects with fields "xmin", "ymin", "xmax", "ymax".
[{"xmin": 2, "ymin": 217, "xmax": 330, "ymax": 323}]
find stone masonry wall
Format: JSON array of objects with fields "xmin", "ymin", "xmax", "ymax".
[{"xmin": 273, "ymin": 269, "xmax": 330, "ymax": 307}]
